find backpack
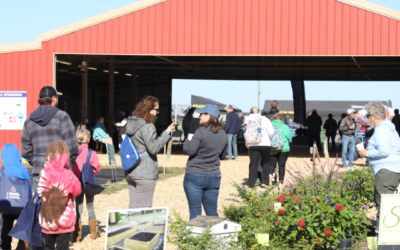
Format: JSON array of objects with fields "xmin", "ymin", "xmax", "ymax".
[
  {"xmin": 80, "ymin": 149, "xmax": 104, "ymax": 196},
  {"xmin": 245, "ymin": 117, "xmax": 262, "ymax": 144},
  {"xmin": 271, "ymin": 125, "xmax": 284, "ymax": 151},
  {"xmin": 120, "ymin": 135, "xmax": 147, "ymax": 173}
]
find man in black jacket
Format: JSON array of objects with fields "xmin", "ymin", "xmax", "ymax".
[
  {"xmin": 265, "ymin": 100, "xmax": 280, "ymax": 121},
  {"xmin": 306, "ymin": 109, "xmax": 323, "ymax": 152},
  {"xmin": 324, "ymin": 114, "xmax": 337, "ymax": 151},
  {"xmin": 224, "ymin": 105, "xmax": 241, "ymax": 161},
  {"xmin": 21, "ymin": 86, "xmax": 78, "ymax": 193}
]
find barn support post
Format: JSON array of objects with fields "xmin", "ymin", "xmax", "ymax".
[
  {"xmin": 168, "ymin": 76, "xmax": 172, "ymax": 124},
  {"xmin": 152, "ymin": 75, "xmax": 156, "ymax": 96},
  {"xmin": 132, "ymin": 65, "xmax": 137, "ymax": 112},
  {"xmin": 80, "ymin": 55, "xmax": 88, "ymax": 129},
  {"xmin": 91, "ymin": 90, "xmax": 96, "ymax": 127},
  {"xmin": 109, "ymin": 56, "xmax": 115, "ymax": 135}
]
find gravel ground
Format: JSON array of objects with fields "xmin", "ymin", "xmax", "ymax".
[{"xmin": 12, "ymin": 145, "xmax": 375, "ymax": 250}]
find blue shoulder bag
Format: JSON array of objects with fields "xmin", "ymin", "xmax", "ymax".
[
  {"xmin": 120, "ymin": 135, "xmax": 147, "ymax": 173},
  {"xmin": 80, "ymin": 149, "xmax": 105, "ymax": 196},
  {"xmin": 0, "ymin": 169, "xmax": 32, "ymax": 215}
]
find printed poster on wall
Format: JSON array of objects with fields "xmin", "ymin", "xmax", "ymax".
[{"xmin": 0, "ymin": 91, "xmax": 27, "ymax": 130}]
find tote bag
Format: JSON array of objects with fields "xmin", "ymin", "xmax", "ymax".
[
  {"xmin": 0, "ymin": 169, "xmax": 32, "ymax": 215},
  {"xmin": 80, "ymin": 149, "xmax": 104, "ymax": 196},
  {"xmin": 8, "ymin": 192, "xmax": 43, "ymax": 246}
]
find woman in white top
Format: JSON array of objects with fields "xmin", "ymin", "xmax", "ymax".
[{"xmin": 245, "ymin": 107, "xmax": 275, "ymax": 188}]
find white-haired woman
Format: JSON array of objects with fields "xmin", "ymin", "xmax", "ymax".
[
  {"xmin": 245, "ymin": 107, "xmax": 274, "ymax": 188},
  {"xmin": 358, "ymin": 101, "xmax": 400, "ymax": 234}
]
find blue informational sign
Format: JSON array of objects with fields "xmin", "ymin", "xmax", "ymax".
[{"xmin": 0, "ymin": 91, "xmax": 27, "ymax": 130}]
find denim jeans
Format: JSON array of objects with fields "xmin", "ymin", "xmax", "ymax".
[
  {"xmin": 341, "ymin": 135, "xmax": 355, "ymax": 167},
  {"xmin": 33, "ymin": 174, "xmax": 39, "ymax": 193},
  {"xmin": 183, "ymin": 173, "xmax": 221, "ymax": 220},
  {"xmin": 227, "ymin": 134, "xmax": 238, "ymax": 160}
]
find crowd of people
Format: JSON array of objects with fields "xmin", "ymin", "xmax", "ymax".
[{"xmin": 1, "ymin": 86, "xmax": 400, "ymax": 248}]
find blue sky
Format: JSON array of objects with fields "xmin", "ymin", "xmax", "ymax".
[{"xmin": 1, "ymin": 0, "xmax": 399, "ymax": 112}]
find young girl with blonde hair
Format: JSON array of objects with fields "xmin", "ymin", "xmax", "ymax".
[
  {"xmin": 72, "ymin": 129, "xmax": 101, "ymax": 242},
  {"xmin": 37, "ymin": 141, "xmax": 81, "ymax": 250}
]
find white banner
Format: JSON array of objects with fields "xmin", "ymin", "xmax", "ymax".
[{"xmin": 0, "ymin": 91, "xmax": 27, "ymax": 130}]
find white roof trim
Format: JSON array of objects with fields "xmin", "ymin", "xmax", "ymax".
[
  {"xmin": 36, "ymin": 0, "xmax": 167, "ymax": 42},
  {"xmin": 0, "ymin": 0, "xmax": 166, "ymax": 54},
  {"xmin": 0, "ymin": 41, "xmax": 42, "ymax": 54},
  {"xmin": 337, "ymin": 0, "xmax": 400, "ymax": 21}
]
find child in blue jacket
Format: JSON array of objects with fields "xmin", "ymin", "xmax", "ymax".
[{"xmin": 0, "ymin": 143, "xmax": 31, "ymax": 250}]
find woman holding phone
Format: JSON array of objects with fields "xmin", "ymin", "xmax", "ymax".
[{"xmin": 125, "ymin": 96, "xmax": 175, "ymax": 208}]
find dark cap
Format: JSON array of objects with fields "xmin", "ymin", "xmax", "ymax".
[{"xmin": 39, "ymin": 86, "xmax": 62, "ymax": 98}]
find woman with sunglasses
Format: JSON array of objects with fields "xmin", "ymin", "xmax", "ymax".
[
  {"xmin": 183, "ymin": 104, "xmax": 228, "ymax": 220},
  {"xmin": 125, "ymin": 95, "xmax": 175, "ymax": 208}
]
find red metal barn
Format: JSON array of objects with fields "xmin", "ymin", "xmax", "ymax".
[{"xmin": 1, "ymin": 0, "xmax": 400, "ymax": 149}]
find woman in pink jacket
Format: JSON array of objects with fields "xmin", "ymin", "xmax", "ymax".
[
  {"xmin": 72, "ymin": 129, "xmax": 101, "ymax": 242},
  {"xmin": 37, "ymin": 140, "xmax": 81, "ymax": 250}
]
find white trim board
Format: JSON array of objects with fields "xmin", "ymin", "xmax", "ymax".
[{"xmin": 337, "ymin": 0, "xmax": 400, "ymax": 22}]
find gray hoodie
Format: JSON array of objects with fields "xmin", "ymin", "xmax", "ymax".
[{"xmin": 125, "ymin": 116, "xmax": 171, "ymax": 180}]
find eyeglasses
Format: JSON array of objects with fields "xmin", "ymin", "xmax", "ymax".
[{"xmin": 153, "ymin": 108, "xmax": 159, "ymax": 113}]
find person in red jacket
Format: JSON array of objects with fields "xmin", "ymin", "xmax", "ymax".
[
  {"xmin": 37, "ymin": 141, "xmax": 81, "ymax": 250},
  {"xmin": 72, "ymin": 129, "xmax": 101, "ymax": 243}
]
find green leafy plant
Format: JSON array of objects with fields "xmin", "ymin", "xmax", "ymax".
[
  {"xmin": 168, "ymin": 211, "xmax": 242, "ymax": 249},
  {"xmin": 223, "ymin": 158, "xmax": 372, "ymax": 249}
]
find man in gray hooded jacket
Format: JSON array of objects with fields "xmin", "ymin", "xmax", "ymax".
[{"xmin": 21, "ymin": 86, "xmax": 78, "ymax": 192}]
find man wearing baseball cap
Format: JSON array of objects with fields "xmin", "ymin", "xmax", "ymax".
[
  {"xmin": 21, "ymin": 86, "xmax": 78, "ymax": 193},
  {"xmin": 339, "ymin": 108, "xmax": 357, "ymax": 168}
]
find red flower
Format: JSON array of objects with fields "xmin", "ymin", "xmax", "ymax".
[
  {"xmin": 298, "ymin": 191, "xmax": 301, "ymax": 194},
  {"xmin": 316, "ymin": 199, "xmax": 321, "ymax": 202},
  {"xmin": 295, "ymin": 199, "xmax": 300, "ymax": 203},
  {"xmin": 256, "ymin": 211, "xmax": 260, "ymax": 213},
  {"xmin": 293, "ymin": 188, "xmax": 297, "ymax": 192},
  {"xmin": 246, "ymin": 214, "xmax": 249, "ymax": 217},
  {"xmin": 277, "ymin": 194, "xmax": 286, "ymax": 203},
  {"xmin": 336, "ymin": 204, "xmax": 343, "ymax": 211},
  {"xmin": 298, "ymin": 220, "xmax": 305, "ymax": 228},
  {"xmin": 276, "ymin": 220, "xmax": 280, "ymax": 226},
  {"xmin": 289, "ymin": 192, "xmax": 293, "ymax": 196},
  {"xmin": 267, "ymin": 208, "xmax": 271, "ymax": 212},
  {"xmin": 278, "ymin": 210, "xmax": 284, "ymax": 216},
  {"xmin": 318, "ymin": 238, "xmax": 321, "ymax": 244},
  {"xmin": 324, "ymin": 230, "xmax": 331, "ymax": 237}
]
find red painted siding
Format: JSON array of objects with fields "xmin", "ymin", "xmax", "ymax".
[{"xmin": 1, "ymin": 0, "xmax": 400, "ymax": 148}]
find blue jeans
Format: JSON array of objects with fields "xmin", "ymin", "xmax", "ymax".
[
  {"xmin": 227, "ymin": 134, "xmax": 238, "ymax": 160},
  {"xmin": 33, "ymin": 174, "xmax": 39, "ymax": 193},
  {"xmin": 342, "ymin": 135, "xmax": 355, "ymax": 167},
  {"xmin": 183, "ymin": 173, "xmax": 221, "ymax": 220}
]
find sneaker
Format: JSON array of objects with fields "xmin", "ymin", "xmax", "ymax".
[{"xmin": 343, "ymin": 165, "xmax": 348, "ymax": 169}]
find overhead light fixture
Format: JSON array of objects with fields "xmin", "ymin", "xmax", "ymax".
[
  {"xmin": 103, "ymin": 70, "xmax": 109, "ymax": 73},
  {"xmin": 114, "ymin": 71, "xmax": 119, "ymax": 74},
  {"xmin": 88, "ymin": 67, "xmax": 97, "ymax": 70},
  {"xmin": 125, "ymin": 73, "xmax": 132, "ymax": 76},
  {"xmin": 56, "ymin": 60, "xmax": 72, "ymax": 65}
]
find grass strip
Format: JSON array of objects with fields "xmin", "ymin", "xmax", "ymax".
[{"xmin": 101, "ymin": 167, "xmax": 185, "ymax": 195}]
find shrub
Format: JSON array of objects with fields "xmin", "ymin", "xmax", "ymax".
[
  {"xmin": 223, "ymin": 159, "xmax": 372, "ymax": 249},
  {"xmin": 167, "ymin": 211, "xmax": 242, "ymax": 249}
]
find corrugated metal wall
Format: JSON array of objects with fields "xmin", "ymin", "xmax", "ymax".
[
  {"xmin": 44, "ymin": 0, "xmax": 400, "ymax": 55},
  {"xmin": 1, "ymin": 0, "xmax": 400, "ymax": 148}
]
